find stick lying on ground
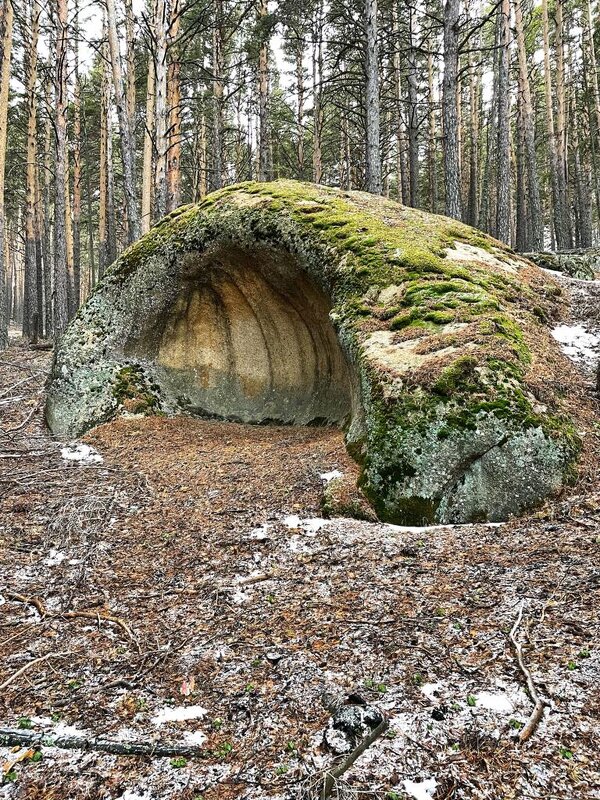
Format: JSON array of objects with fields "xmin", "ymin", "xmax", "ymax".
[
  {"xmin": 509, "ymin": 600, "xmax": 549, "ymax": 744},
  {"xmin": 0, "ymin": 729, "xmax": 202, "ymax": 758},
  {"xmin": 320, "ymin": 717, "xmax": 389, "ymax": 800}
]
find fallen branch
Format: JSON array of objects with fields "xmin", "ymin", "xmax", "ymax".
[
  {"xmin": 0, "ymin": 729, "xmax": 201, "ymax": 758},
  {"xmin": 61, "ymin": 610, "xmax": 140, "ymax": 650},
  {"xmin": 6, "ymin": 591, "xmax": 47, "ymax": 618},
  {"xmin": 321, "ymin": 717, "xmax": 388, "ymax": 799},
  {"xmin": 0, "ymin": 652, "xmax": 71, "ymax": 691},
  {"xmin": 5, "ymin": 592, "xmax": 138, "ymax": 648},
  {"xmin": 509, "ymin": 600, "xmax": 549, "ymax": 744}
]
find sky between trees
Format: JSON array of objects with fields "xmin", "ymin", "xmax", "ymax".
[{"xmin": 0, "ymin": 0, "xmax": 597, "ymax": 346}]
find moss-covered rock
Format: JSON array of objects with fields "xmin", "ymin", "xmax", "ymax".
[
  {"xmin": 524, "ymin": 250, "xmax": 598, "ymax": 281},
  {"xmin": 46, "ymin": 180, "xmax": 581, "ymax": 524}
]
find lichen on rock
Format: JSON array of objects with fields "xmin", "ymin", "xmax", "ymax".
[{"xmin": 46, "ymin": 179, "xmax": 581, "ymax": 524}]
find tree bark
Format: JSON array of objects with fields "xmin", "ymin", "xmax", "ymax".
[
  {"xmin": 257, "ymin": 0, "xmax": 270, "ymax": 181},
  {"xmin": 495, "ymin": 0, "xmax": 511, "ymax": 244},
  {"xmin": 53, "ymin": 0, "xmax": 69, "ymax": 337},
  {"xmin": 106, "ymin": 0, "xmax": 140, "ymax": 242},
  {"xmin": 211, "ymin": 0, "xmax": 224, "ymax": 190},
  {"xmin": 141, "ymin": 24, "xmax": 156, "ymax": 234},
  {"xmin": 23, "ymin": 0, "xmax": 40, "ymax": 339},
  {"xmin": 443, "ymin": 0, "xmax": 462, "ymax": 220},
  {"xmin": 514, "ymin": 0, "xmax": 543, "ymax": 250},
  {"xmin": 0, "ymin": 0, "xmax": 12, "ymax": 349},
  {"xmin": 364, "ymin": 0, "xmax": 382, "ymax": 194},
  {"xmin": 166, "ymin": 0, "xmax": 182, "ymax": 210}
]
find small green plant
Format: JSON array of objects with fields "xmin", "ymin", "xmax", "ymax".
[
  {"xmin": 376, "ymin": 683, "xmax": 387, "ymax": 693},
  {"xmin": 285, "ymin": 741, "xmax": 297, "ymax": 752},
  {"xmin": 170, "ymin": 757, "xmax": 187, "ymax": 768},
  {"xmin": 17, "ymin": 717, "xmax": 32, "ymax": 730},
  {"xmin": 578, "ymin": 648, "xmax": 591, "ymax": 659},
  {"xmin": 67, "ymin": 678, "xmax": 84, "ymax": 690},
  {"xmin": 51, "ymin": 712, "xmax": 61, "ymax": 722},
  {"xmin": 567, "ymin": 660, "xmax": 578, "ymax": 671},
  {"xmin": 215, "ymin": 741, "xmax": 233, "ymax": 759},
  {"xmin": 275, "ymin": 764, "xmax": 289, "ymax": 775},
  {"xmin": 5, "ymin": 770, "xmax": 17, "ymax": 783},
  {"xmin": 559, "ymin": 747, "xmax": 573, "ymax": 760},
  {"xmin": 245, "ymin": 683, "xmax": 255, "ymax": 693},
  {"xmin": 386, "ymin": 793, "xmax": 401, "ymax": 800},
  {"xmin": 385, "ymin": 729, "xmax": 397, "ymax": 740},
  {"xmin": 364, "ymin": 678, "xmax": 374, "ymax": 688},
  {"xmin": 451, "ymin": 702, "xmax": 461, "ymax": 712},
  {"xmin": 265, "ymin": 594, "xmax": 275, "ymax": 604},
  {"xmin": 509, "ymin": 719, "xmax": 524, "ymax": 730},
  {"xmin": 212, "ymin": 717, "xmax": 223, "ymax": 730},
  {"xmin": 412, "ymin": 672, "xmax": 424, "ymax": 686},
  {"xmin": 467, "ymin": 694, "xmax": 477, "ymax": 707},
  {"xmin": 30, "ymin": 751, "xmax": 42, "ymax": 763}
]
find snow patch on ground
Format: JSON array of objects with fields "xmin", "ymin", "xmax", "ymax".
[
  {"xmin": 320, "ymin": 469, "xmax": 343, "ymax": 483},
  {"xmin": 183, "ymin": 730, "xmax": 207, "ymax": 746},
  {"xmin": 151, "ymin": 705, "xmax": 208, "ymax": 725},
  {"xmin": 60, "ymin": 443, "xmax": 103, "ymax": 464},
  {"xmin": 403, "ymin": 777, "xmax": 438, "ymax": 800},
  {"xmin": 476, "ymin": 691, "xmax": 514, "ymax": 713},
  {"xmin": 420, "ymin": 682, "xmax": 443, "ymax": 701},
  {"xmin": 552, "ymin": 324, "xmax": 600, "ymax": 369},
  {"xmin": 283, "ymin": 515, "xmax": 329, "ymax": 534},
  {"xmin": 43, "ymin": 549, "xmax": 67, "ymax": 566}
]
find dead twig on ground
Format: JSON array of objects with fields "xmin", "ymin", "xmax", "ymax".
[
  {"xmin": 5, "ymin": 591, "xmax": 47, "ymax": 618},
  {"xmin": 319, "ymin": 718, "xmax": 388, "ymax": 799},
  {"xmin": 0, "ymin": 728, "xmax": 201, "ymax": 758},
  {"xmin": 509, "ymin": 600, "xmax": 549, "ymax": 744},
  {"xmin": 0, "ymin": 652, "xmax": 71, "ymax": 691}
]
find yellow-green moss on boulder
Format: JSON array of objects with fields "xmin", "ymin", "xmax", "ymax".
[{"xmin": 46, "ymin": 180, "xmax": 580, "ymax": 524}]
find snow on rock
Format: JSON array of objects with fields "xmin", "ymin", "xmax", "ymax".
[
  {"xmin": 403, "ymin": 778, "xmax": 438, "ymax": 800},
  {"xmin": 551, "ymin": 324, "xmax": 600, "ymax": 369},
  {"xmin": 320, "ymin": 469, "xmax": 343, "ymax": 483},
  {"xmin": 476, "ymin": 691, "xmax": 514, "ymax": 713},
  {"xmin": 151, "ymin": 705, "xmax": 208, "ymax": 725},
  {"xmin": 60, "ymin": 443, "xmax": 103, "ymax": 464},
  {"xmin": 283, "ymin": 515, "xmax": 329, "ymax": 535}
]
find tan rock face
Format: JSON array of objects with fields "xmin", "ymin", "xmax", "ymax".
[{"xmin": 145, "ymin": 244, "xmax": 354, "ymax": 424}]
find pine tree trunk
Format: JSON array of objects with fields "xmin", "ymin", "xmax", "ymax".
[
  {"xmin": 212, "ymin": 0, "xmax": 224, "ymax": 190},
  {"xmin": 53, "ymin": 0, "xmax": 69, "ymax": 337},
  {"xmin": 443, "ymin": 0, "xmax": 461, "ymax": 220},
  {"xmin": 72, "ymin": 0, "xmax": 82, "ymax": 312},
  {"xmin": 23, "ymin": 0, "xmax": 39, "ymax": 339},
  {"xmin": 407, "ymin": 5, "xmax": 419, "ymax": 206},
  {"xmin": 514, "ymin": 0, "xmax": 543, "ymax": 250},
  {"xmin": 495, "ymin": 0, "xmax": 511, "ymax": 244},
  {"xmin": 0, "ymin": 0, "xmax": 12, "ymax": 349},
  {"xmin": 141, "ymin": 46, "xmax": 156, "ymax": 234},
  {"xmin": 312, "ymin": 0, "xmax": 324, "ymax": 184},
  {"xmin": 554, "ymin": 0, "xmax": 572, "ymax": 247},
  {"xmin": 542, "ymin": 0, "xmax": 570, "ymax": 249},
  {"xmin": 258, "ymin": 0, "xmax": 270, "ymax": 181},
  {"xmin": 106, "ymin": 0, "xmax": 140, "ymax": 242},
  {"xmin": 364, "ymin": 0, "xmax": 382, "ymax": 194},
  {"xmin": 166, "ymin": 0, "xmax": 181, "ymax": 211}
]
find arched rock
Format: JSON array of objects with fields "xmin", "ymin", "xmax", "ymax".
[{"xmin": 46, "ymin": 181, "xmax": 580, "ymax": 524}]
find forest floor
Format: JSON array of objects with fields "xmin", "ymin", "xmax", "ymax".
[{"xmin": 1, "ymin": 307, "xmax": 600, "ymax": 800}]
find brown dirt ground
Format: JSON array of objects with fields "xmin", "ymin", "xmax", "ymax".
[{"xmin": 1, "ymin": 335, "xmax": 599, "ymax": 800}]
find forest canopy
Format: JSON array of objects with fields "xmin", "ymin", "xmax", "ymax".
[{"xmin": 0, "ymin": 0, "xmax": 597, "ymax": 346}]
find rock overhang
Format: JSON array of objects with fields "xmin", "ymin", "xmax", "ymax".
[{"xmin": 46, "ymin": 179, "xmax": 582, "ymax": 525}]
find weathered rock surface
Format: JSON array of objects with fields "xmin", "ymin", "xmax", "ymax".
[{"xmin": 46, "ymin": 180, "xmax": 581, "ymax": 524}]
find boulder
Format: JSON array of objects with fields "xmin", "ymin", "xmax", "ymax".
[
  {"xmin": 46, "ymin": 180, "xmax": 581, "ymax": 524},
  {"xmin": 523, "ymin": 250, "xmax": 599, "ymax": 281}
]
